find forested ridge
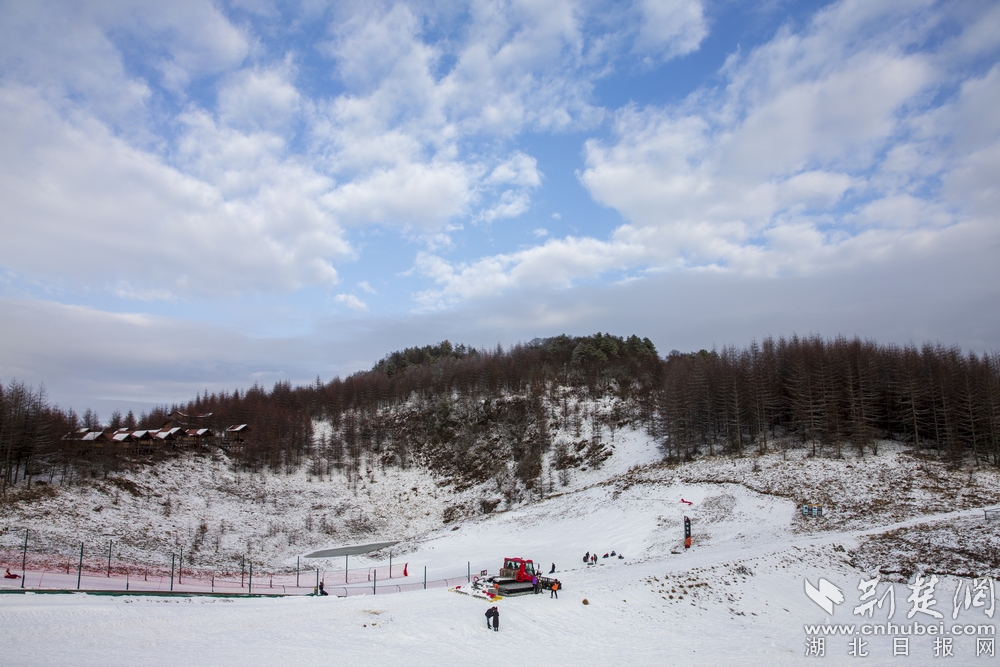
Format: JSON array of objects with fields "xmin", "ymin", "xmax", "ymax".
[{"xmin": 3, "ymin": 333, "xmax": 1000, "ymax": 499}]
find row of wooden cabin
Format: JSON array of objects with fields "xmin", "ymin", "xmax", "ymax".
[{"xmin": 61, "ymin": 411, "xmax": 248, "ymax": 451}]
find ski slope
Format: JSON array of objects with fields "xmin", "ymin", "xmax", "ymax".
[{"xmin": 3, "ymin": 435, "xmax": 1000, "ymax": 666}]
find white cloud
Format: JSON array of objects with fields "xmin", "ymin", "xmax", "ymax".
[
  {"xmin": 413, "ymin": 233, "xmax": 649, "ymax": 305},
  {"xmin": 334, "ymin": 293, "xmax": 368, "ymax": 312},
  {"xmin": 218, "ymin": 58, "xmax": 302, "ymax": 133},
  {"xmin": 0, "ymin": 0, "xmax": 714, "ymax": 304},
  {"xmin": 485, "ymin": 152, "xmax": 542, "ymax": 188},
  {"xmin": 477, "ymin": 189, "xmax": 532, "ymax": 222},
  {"xmin": 129, "ymin": 1, "xmax": 250, "ymax": 92},
  {"xmin": 112, "ymin": 282, "xmax": 178, "ymax": 302},
  {"xmin": 634, "ymin": 0, "xmax": 707, "ymax": 60},
  {"xmin": 410, "ymin": 0, "xmax": 1000, "ymax": 303},
  {"xmin": 0, "ymin": 2, "xmax": 152, "ymax": 128},
  {"xmin": 326, "ymin": 3, "xmax": 431, "ymax": 92},
  {"xmin": 0, "ymin": 87, "xmax": 349, "ymax": 298},
  {"xmin": 321, "ymin": 161, "xmax": 476, "ymax": 230},
  {"xmin": 0, "ymin": 1, "xmax": 249, "ymax": 104},
  {"xmin": 306, "ymin": 0, "xmax": 704, "ymax": 236}
]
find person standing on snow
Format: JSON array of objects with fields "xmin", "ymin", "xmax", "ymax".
[
  {"xmin": 485, "ymin": 606, "xmax": 496, "ymax": 629},
  {"xmin": 550, "ymin": 580, "xmax": 560, "ymax": 599},
  {"xmin": 492, "ymin": 607, "xmax": 500, "ymax": 632},
  {"xmin": 583, "ymin": 552, "xmax": 589, "ymax": 563},
  {"xmin": 549, "ymin": 563, "xmax": 555, "ymax": 574}
]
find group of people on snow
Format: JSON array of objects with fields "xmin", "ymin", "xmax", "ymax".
[
  {"xmin": 583, "ymin": 550, "xmax": 623, "ymax": 565},
  {"xmin": 523, "ymin": 572, "xmax": 561, "ymax": 598}
]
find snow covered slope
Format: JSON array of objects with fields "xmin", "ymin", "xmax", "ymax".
[{"xmin": 3, "ymin": 431, "xmax": 1000, "ymax": 666}]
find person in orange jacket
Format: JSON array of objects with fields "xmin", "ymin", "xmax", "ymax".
[{"xmin": 550, "ymin": 580, "xmax": 560, "ymax": 598}]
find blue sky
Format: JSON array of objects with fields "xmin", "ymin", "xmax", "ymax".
[{"xmin": 1, "ymin": 0, "xmax": 999, "ymax": 415}]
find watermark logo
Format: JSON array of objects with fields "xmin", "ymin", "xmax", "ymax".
[
  {"xmin": 954, "ymin": 577, "xmax": 996, "ymax": 619},
  {"xmin": 854, "ymin": 573, "xmax": 894, "ymax": 618},
  {"xmin": 803, "ymin": 574, "xmax": 998, "ymax": 658},
  {"xmin": 805, "ymin": 577, "xmax": 845, "ymax": 614}
]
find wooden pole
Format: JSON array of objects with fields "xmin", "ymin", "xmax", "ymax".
[{"xmin": 21, "ymin": 529, "xmax": 28, "ymax": 589}]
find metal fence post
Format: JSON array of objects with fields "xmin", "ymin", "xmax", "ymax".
[
  {"xmin": 179, "ymin": 548, "xmax": 183, "ymax": 584},
  {"xmin": 467, "ymin": 562, "xmax": 470, "ymax": 583},
  {"xmin": 77, "ymin": 543, "xmax": 83, "ymax": 590},
  {"xmin": 21, "ymin": 529, "xmax": 28, "ymax": 589},
  {"xmin": 241, "ymin": 555, "xmax": 245, "ymax": 588},
  {"xmin": 107, "ymin": 539, "xmax": 112, "ymax": 578},
  {"xmin": 296, "ymin": 556, "xmax": 300, "ymax": 588},
  {"xmin": 170, "ymin": 554, "xmax": 175, "ymax": 591},
  {"xmin": 248, "ymin": 561, "xmax": 253, "ymax": 594},
  {"xmin": 423, "ymin": 566, "xmax": 426, "ymax": 590},
  {"xmin": 345, "ymin": 555, "xmax": 348, "ymax": 584},
  {"xmin": 389, "ymin": 552, "xmax": 392, "ymax": 579},
  {"xmin": 315, "ymin": 568, "xmax": 319, "ymax": 594},
  {"xmin": 373, "ymin": 568, "xmax": 376, "ymax": 595}
]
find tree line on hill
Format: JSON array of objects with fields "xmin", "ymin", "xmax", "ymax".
[{"xmin": 2, "ymin": 333, "xmax": 999, "ymax": 498}]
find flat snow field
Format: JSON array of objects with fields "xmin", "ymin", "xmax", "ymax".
[{"xmin": 3, "ymin": 436, "xmax": 999, "ymax": 666}]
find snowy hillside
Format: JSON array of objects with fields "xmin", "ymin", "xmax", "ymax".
[
  {"xmin": 4, "ymin": 412, "xmax": 1000, "ymax": 665},
  {"xmin": 0, "ymin": 401, "xmax": 664, "ymax": 575}
]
